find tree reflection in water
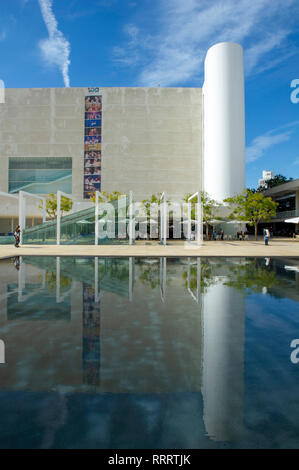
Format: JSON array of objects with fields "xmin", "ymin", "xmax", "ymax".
[
  {"xmin": 224, "ymin": 259, "xmax": 279, "ymax": 294},
  {"xmin": 138, "ymin": 260, "xmax": 160, "ymax": 289},
  {"xmin": 181, "ymin": 258, "xmax": 280, "ymax": 295},
  {"xmin": 43, "ymin": 271, "xmax": 72, "ymax": 293}
]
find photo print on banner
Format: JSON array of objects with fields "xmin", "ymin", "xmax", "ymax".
[{"xmin": 84, "ymin": 94, "xmax": 102, "ymax": 199}]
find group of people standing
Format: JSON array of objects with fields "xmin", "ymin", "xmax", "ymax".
[
  {"xmin": 236, "ymin": 231, "xmax": 247, "ymax": 240},
  {"xmin": 212, "ymin": 230, "xmax": 224, "ymax": 240}
]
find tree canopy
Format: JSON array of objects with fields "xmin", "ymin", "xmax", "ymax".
[
  {"xmin": 260, "ymin": 174, "xmax": 293, "ymax": 190},
  {"xmin": 141, "ymin": 193, "xmax": 170, "ymax": 218},
  {"xmin": 39, "ymin": 193, "xmax": 73, "ymax": 220},
  {"xmin": 90, "ymin": 190, "xmax": 123, "ymax": 203},
  {"xmin": 224, "ymin": 190, "xmax": 278, "ymax": 240},
  {"xmin": 183, "ymin": 191, "xmax": 222, "ymax": 234}
]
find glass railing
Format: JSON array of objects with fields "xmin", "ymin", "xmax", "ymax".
[
  {"xmin": 22, "ymin": 196, "xmax": 132, "ymax": 245},
  {"xmin": 274, "ymin": 209, "xmax": 299, "ymax": 220},
  {"xmin": 0, "ymin": 235, "xmax": 15, "ymax": 245}
]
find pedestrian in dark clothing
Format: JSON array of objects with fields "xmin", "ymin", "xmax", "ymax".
[{"xmin": 14, "ymin": 225, "xmax": 21, "ymax": 248}]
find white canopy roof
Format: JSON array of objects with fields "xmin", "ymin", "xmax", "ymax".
[{"xmin": 285, "ymin": 217, "xmax": 299, "ymax": 224}]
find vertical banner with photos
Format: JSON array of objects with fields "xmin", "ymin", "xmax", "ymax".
[{"xmin": 84, "ymin": 93, "xmax": 102, "ymax": 199}]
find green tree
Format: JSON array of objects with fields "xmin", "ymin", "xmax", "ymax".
[
  {"xmin": 90, "ymin": 190, "xmax": 123, "ymax": 203},
  {"xmin": 261, "ymin": 174, "xmax": 293, "ymax": 190},
  {"xmin": 183, "ymin": 191, "xmax": 222, "ymax": 238},
  {"xmin": 141, "ymin": 193, "xmax": 170, "ymax": 218},
  {"xmin": 39, "ymin": 193, "xmax": 73, "ymax": 220},
  {"xmin": 224, "ymin": 190, "xmax": 278, "ymax": 240}
]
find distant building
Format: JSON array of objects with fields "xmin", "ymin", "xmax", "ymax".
[
  {"xmin": 263, "ymin": 178, "xmax": 299, "ymax": 235},
  {"xmin": 258, "ymin": 170, "xmax": 274, "ymax": 189}
]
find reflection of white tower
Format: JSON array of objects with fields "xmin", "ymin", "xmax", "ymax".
[
  {"xmin": 0, "ymin": 339, "xmax": 5, "ymax": 364},
  {"xmin": 203, "ymin": 42, "xmax": 245, "ymax": 202},
  {"xmin": 202, "ymin": 280, "xmax": 245, "ymax": 441}
]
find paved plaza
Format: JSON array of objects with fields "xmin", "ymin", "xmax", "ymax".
[{"xmin": 0, "ymin": 238, "xmax": 298, "ymax": 259}]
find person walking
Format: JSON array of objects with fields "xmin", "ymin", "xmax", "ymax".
[
  {"xmin": 264, "ymin": 228, "xmax": 270, "ymax": 246},
  {"xmin": 13, "ymin": 225, "xmax": 21, "ymax": 248}
]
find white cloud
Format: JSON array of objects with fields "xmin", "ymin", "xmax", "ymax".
[
  {"xmin": 0, "ymin": 30, "xmax": 7, "ymax": 41},
  {"xmin": 246, "ymin": 122, "xmax": 299, "ymax": 163},
  {"xmin": 38, "ymin": 0, "xmax": 71, "ymax": 87},
  {"xmin": 139, "ymin": 48, "xmax": 202, "ymax": 87},
  {"xmin": 124, "ymin": 24, "xmax": 139, "ymax": 46},
  {"xmin": 246, "ymin": 131, "xmax": 291, "ymax": 163},
  {"xmin": 294, "ymin": 157, "xmax": 299, "ymax": 165},
  {"xmin": 113, "ymin": 24, "xmax": 140, "ymax": 66},
  {"xmin": 114, "ymin": 0, "xmax": 298, "ymax": 86},
  {"xmin": 245, "ymin": 31, "xmax": 290, "ymax": 75}
]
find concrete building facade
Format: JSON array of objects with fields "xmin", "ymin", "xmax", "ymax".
[{"xmin": 0, "ymin": 42, "xmax": 246, "ymax": 234}]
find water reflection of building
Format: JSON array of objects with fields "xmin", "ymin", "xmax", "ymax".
[
  {"xmin": 202, "ymin": 280, "xmax": 245, "ymax": 441},
  {"xmin": 1, "ymin": 255, "xmax": 297, "ymax": 447},
  {"xmin": 82, "ymin": 283, "xmax": 101, "ymax": 386},
  {"xmin": 0, "ymin": 256, "xmax": 133, "ymax": 392}
]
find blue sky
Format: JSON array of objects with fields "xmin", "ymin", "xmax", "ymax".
[{"xmin": 0, "ymin": 0, "xmax": 298, "ymax": 188}]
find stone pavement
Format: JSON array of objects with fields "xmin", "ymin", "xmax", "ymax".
[{"xmin": 0, "ymin": 239, "xmax": 298, "ymax": 259}]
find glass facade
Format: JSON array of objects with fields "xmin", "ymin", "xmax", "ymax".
[
  {"xmin": 22, "ymin": 197, "xmax": 132, "ymax": 245},
  {"xmin": 276, "ymin": 195, "xmax": 296, "ymax": 212},
  {"xmin": 9, "ymin": 157, "xmax": 72, "ymax": 194}
]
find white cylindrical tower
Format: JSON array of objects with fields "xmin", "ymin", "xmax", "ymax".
[{"xmin": 203, "ymin": 42, "xmax": 245, "ymax": 202}]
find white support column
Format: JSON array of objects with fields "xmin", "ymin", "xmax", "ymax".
[
  {"xmin": 95, "ymin": 191, "xmax": 99, "ymax": 246},
  {"xmin": 197, "ymin": 190, "xmax": 203, "ymax": 246},
  {"xmin": 56, "ymin": 257, "xmax": 61, "ymax": 303},
  {"xmin": 95, "ymin": 257, "xmax": 100, "ymax": 303},
  {"xmin": 159, "ymin": 192, "xmax": 167, "ymax": 246},
  {"xmin": 42, "ymin": 199, "xmax": 46, "ymax": 224},
  {"xmin": 18, "ymin": 256, "xmax": 25, "ymax": 302},
  {"xmin": 163, "ymin": 257, "xmax": 167, "ymax": 301},
  {"xmin": 187, "ymin": 257, "xmax": 200, "ymax": 303},
  {"xmin": 55, "ymin": 190, "xmax": 77, "ymax": 245},
  {"xmin": 129, "ymin": 191, "xmax": 134, "ymax": 245},
  {"xmin": 187, "ymin": 202, "xmax": 191, "ymax": 241},
  {"xmin": 197, "ymin": 257, "xmax": 201, "ymax": 301},
  {"xmin": 56, "ymin": 190, "xmax": 61, "ymax": 245},
  {"xmin": 163, "ymin": 194, "xmax": 167, "ymax": 247},
  {"xmin": 17, "ymin": 191, "xmax": 47, "ymax": 242},
  {"xmin": 129, "ymin": 257, "xmax": 134, "ymax": 301},
  {"xmin": 187, "ymin": 191, "xmax": 203, "ymax": 246},
  {"xmin": 160, "ymin": 203, "xmax": 163, "ymax": 245},
  {"xmin": 0, "ymin": 193, "xmax": 18, "ymax": 238},
  {"xmin": 18, "ymin": 191, "xmax": 26, "ymax": 244},
  {"xmin": 160, "ymin": 257, "xmax": 167, "ymax": 302}
]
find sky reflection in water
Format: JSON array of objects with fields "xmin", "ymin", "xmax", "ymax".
[{"xmin": 0, "ymin": 256, "xmax": 298, "ymax": 449}]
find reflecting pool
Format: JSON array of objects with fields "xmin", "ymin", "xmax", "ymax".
[{"xmin": 0, "ymin": 256, "xmax": 298, "ymax": 449}]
